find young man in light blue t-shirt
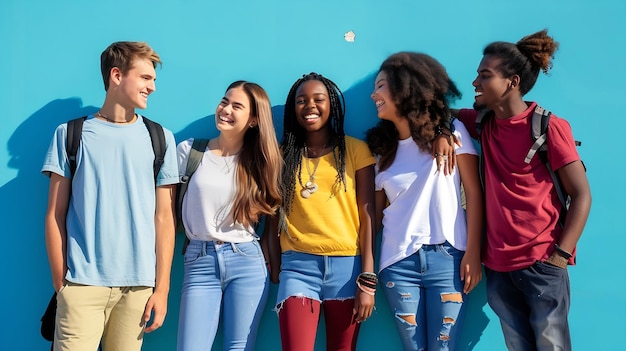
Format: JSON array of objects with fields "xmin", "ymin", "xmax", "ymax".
[{"xmin": 42, "ymin": 41, "xmax": 178, "ymax": 351}]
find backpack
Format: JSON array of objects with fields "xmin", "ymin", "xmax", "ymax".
[
  {"xmin": 66, "ymin": 115, "xmax": 166, "ymax": 179},
  {"xmin": 176, "ymin": 138, "xmax": 210, "ymax": 254},
  {"xmin": 475, "ymin": 105, "xmax": 583, "ymax": 227}
]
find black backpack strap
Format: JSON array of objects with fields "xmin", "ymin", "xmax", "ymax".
[
  {"xmin": 475, "ymin": 109, "xmax": 492, "ymax": 190},
  {"xmin": 177, "ymin": 138, "xmax": 210, "ymax": 254},
  {"xmin": 66, "ymin": 116, "xmax": 87, "ymax": 177},
  {"xmin": 141, "ymin": 116, "xmax": 166, "ymax": 182}
]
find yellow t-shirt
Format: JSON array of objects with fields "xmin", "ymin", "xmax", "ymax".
[{"xmin": 280, "ymin": 136, "xmax": 375, "ymax": 256}]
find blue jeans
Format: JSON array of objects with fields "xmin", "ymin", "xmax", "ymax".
[
  {"xmin": 379, "ymin": 242, "xmax": 466, "ymax": 351},
  {"xmin": 485, "ymin": 262, "xmax": 571, "ymax": 351},
  {"xmin": 177, "ymin": 240, "xmax": 269, "ymax": 351}
]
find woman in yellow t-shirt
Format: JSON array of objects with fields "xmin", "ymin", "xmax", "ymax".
[{"xmin": 265, "ymin": 72, "xmax": 376, "ymax": 351}]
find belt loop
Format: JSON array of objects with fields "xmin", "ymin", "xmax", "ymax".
[{"xmin": 201, "ymin": 241, "xmax": 207, "ymax": 255}]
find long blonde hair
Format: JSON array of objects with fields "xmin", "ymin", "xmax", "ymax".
[{"xmin": 227, "ymin": 81, "xmax": 282, "ymax": 226}]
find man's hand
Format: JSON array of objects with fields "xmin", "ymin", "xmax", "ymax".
[{"xmin": 143, "ymin": 290, "xmax": 168, "ymax": 333}]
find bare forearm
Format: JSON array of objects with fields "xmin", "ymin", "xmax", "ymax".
[
  {"xmin": 154, "ymin": 185, "xmax": 176, "ymax": 294},
  {"xmin": 45, "ymin": 214, "xmax": 66, "ymax": 291},
  {"xmin": 557, "ymin": 192, "xmax": 591, "ymax": 253},
  {"xmin": 154, "ymin": 218, "xmax": 175, "ymax": 294},
  {"xmin": 45, "ymin": 174, "xmax": 70, "ymax": 291},
  {"xmin": 555, "ymin": 161, "xmax": 592, "ymax": 254}
]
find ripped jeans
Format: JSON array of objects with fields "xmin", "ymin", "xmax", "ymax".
[{"xmin": 379, "ymin": 242, "xmax": 465, "ymax": 351}]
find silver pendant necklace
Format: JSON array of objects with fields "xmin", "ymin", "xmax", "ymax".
[{"xmin": 300, "ymin": 146, "xmax": 320, "ymax": 199}]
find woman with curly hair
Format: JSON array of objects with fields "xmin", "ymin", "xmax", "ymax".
[
  {"xmin": 266, "ymin": 72, "xmax": 376, "ymax": 351},
  {"xmin": 366, "ymin": 52, "xmax": 483, "ymax": 351},
  {"xmin": 455, "ymin": 30, "xmax": 591, "ymax": 350}
]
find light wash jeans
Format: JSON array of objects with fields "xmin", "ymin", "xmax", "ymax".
[
  {"xmin": 177, "ymin": 239, "xmax": 269, "ymax": 351},
  {"xmin": 379, "ymin": 242, "xmax": 466, "ymax": 351},
  {"xmin": 485, "ymin": 262, "xmax": 571, "ymax": 351}
]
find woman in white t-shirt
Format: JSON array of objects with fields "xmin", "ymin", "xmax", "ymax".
[
  {"xmin": 365, "ymin": 52, "xmax": 483, "ymax": 351},
  {"xmin": 176, "ymin": 81, "xmax": 282, "ymax": 351}
]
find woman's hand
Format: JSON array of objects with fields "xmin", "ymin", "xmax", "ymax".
[
  {"xmin": 353, "ymin": 289, "xmax": 375, "ymax": 323},
  {"xmin": 460, "ymin": 250, "xmax": 482, "ymax": 294}
]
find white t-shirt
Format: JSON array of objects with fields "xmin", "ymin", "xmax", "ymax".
[
  {"xmin": 177, "ymin": 138, "xmax": 256, "ymax": 243},
  {"xmin": 375, "ymin": 120, "xmax": 477, "ymax": 272}
]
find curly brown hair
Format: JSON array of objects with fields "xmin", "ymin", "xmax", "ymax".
[
  {"xmin": 483, "ymin": 29, "xmax": 559, "ymax": 96},
  {"xmin": 365, "ymin": 52, "xmax": 461, "ymax": 171}
]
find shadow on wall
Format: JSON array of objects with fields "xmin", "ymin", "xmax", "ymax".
[{"xmin": 0, "ymin": 98, "xmax": 97, "ymax": 350}]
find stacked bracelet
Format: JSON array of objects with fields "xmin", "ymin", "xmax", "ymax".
[{"xmin": 356, "ymin": 272, "xmax": 378, "ymax": 296}]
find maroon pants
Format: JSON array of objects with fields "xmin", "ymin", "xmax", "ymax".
[{"xmin": 279, "ymin": 297, "xmax": 361, "ymax": 351}]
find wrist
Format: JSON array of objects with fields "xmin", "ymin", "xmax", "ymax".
[
  {"xmin": 554, "ymin": 244, "xmax": 572, "ymax": 259},
  {"xmin": 545, "ymin": 252, "xmax": 568, "ymax": 268}
]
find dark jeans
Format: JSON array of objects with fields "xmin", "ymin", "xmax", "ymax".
[{"xmin": 485, "ymin": 262, "xmax": 571, "ymax": 351}]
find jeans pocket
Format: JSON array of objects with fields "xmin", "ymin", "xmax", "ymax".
[
  {"xmin": 233, "ymin": 241, "xmax": 263, "ymax": 258},
  {"xmin": 183, "ymin": 245, "xmax": 203, "ymax": 264},
  {"xmin": 535, "ymin": 260, "xmax": 567, "ymax": 275},
  {"xmin": 440, "ymin": 241, "xmax": 464, "ymax": 259}
]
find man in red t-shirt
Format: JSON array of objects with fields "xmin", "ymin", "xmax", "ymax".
[{"xmin": 454, "ymin": 30, "xmax": 591, "ymax": 351}]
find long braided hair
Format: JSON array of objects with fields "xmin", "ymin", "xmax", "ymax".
[{"xmin": 280, "ymin": 72, "xmax": 347, "ymax": 220}]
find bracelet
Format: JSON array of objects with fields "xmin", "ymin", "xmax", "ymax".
[
  {"xmin": 356, "ymin": 281, "xmax": 376, "ymax": 296},
  {"xmin": 357, "ymin": 279, "xmax": 378, "ymax": 290},
  {"xmin": 554, "ymin": 244, "xmax": 572, "ymax": 259}
]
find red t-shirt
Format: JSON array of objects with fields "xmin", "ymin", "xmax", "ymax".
[{"xmin": 458, "ymin": 102, "xmax": 580, "ymax": 272}]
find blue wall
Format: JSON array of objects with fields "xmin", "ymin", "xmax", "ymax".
[{"xmin": 1, "ymin": 0, "xmax": 624, "ymax": 350}]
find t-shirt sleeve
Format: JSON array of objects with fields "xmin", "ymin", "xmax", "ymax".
[
  {"xmin": 176, "ymin": 138, "xmax": 194, "ymax": 178},
  {"xmin": 453, "ymin": 119, "xmax": 477, "ymax": 156},
  {"xmin": 350, "ymin": 137, "xmax": 376, "ymax": 171},
  {"xmin": 547, "ymin": 115, "xmax": 580, "ymax": 171},
  {"xmin": 457, "ymin": 109, "xmax": 480, "ymax": 140},
  {"xmin": 41, "ymin": 123, "xmax": 71, "ymax": 178},
  {"xmin": 156, "ymin": 129, "xmax": 182, "ymax": 187}
]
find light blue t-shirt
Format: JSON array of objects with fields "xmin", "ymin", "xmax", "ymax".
[{"xmin": 41, "ymin": 115, "xmax": 179, "ymax": 287}]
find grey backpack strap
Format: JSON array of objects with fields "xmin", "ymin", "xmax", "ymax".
[
  {"xmin": 524, "ymin": 105, "xmax": 550, "ymax": 164},
  {"xmin": 176, "ymin": 138, "xmax": 210, "ymax": 254}
]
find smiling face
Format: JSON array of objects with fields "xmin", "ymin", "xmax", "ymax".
[
  {"xmin": 215, "ymin": 86, "xmax": 256, "ymax": 136},
  {"xmin": 472, "ymin": 55, "xmax": 514, "ymax": 110},
  {"xmin": 294, "ymin": 79, "xmax": 331, "ymax": 133},
  {"xmin": 371, "ymin": 70, "xmax": 401, "ymax": 122},
  {"xmin": 116, "ymin": 58, "xmax": 156, "ymax": 110}
]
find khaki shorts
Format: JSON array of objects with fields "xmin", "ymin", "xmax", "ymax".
[{"xmin": 54, "ymin": 282, "xmax": 152, "ymax": 351}]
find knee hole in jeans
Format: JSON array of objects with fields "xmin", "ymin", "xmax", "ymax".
[
  {"xmin": 394, "ymin": 313, "xmax": 417, "ymax": 326},
  {"xmin": 440, "ymin": 292, "xmax": 463, "ymax": 303}
]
